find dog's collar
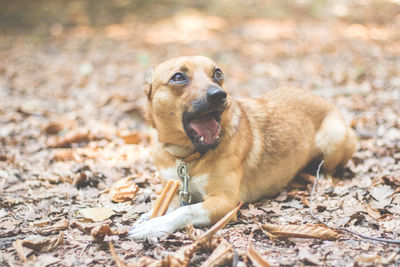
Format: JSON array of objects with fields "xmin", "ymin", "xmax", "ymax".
[
  {"xmin": 178, "ymin": 151, "xmax": 202, "ymax": 163},
  {"xmin": 162, "ymin": 145, "xmax": 202, "ymax": 206},
  {"xmin": 162, "ymin": 143, "xmax": 203, "ymax": 163}
]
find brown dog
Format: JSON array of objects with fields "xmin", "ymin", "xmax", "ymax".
[{"xmin": 128, "ymin": 56, "xmax": 356, "ymax": 239}]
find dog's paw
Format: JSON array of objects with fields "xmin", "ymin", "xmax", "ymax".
[
  {"xmin": 134, "ymin": 211, "xmax": 151, "ymax": 226},
  {"xmin": 128, "ymin": 216, "xmax": 176, "ymax": 240}
]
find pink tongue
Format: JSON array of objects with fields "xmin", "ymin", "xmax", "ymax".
[{"xmin": 189, "ymin": 114, "xmax": 219, "ymax": 144}]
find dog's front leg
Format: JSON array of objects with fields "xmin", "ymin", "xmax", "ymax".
[{"xmin": 128, "ymin": 195, "xmax": 239, "ymax": 239}]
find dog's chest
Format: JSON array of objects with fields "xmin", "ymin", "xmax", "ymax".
[{"xmin": 158, "ymin": 167, "xmax": 208, "ymax": 202}]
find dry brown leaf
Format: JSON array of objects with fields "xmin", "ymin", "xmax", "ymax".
[
  {"xmin": 247, "ymin": 241, "xmax": 271, "ymax": 267},
  {"xmin": 32, "ymin": 220, "xmax": 50, "ymax": 227},
  {"xmin": 118, "ymin": 131, "xmax": 145, "ymax": 144},
  {"xmin": 37, "ymin": 218, "xmax": 69, "ymax": 235},
  {"xmin": 71, "ymin": 220, "xmax": 116, "ymax": 237},
  {"xmin": 170, "ymin": 202, "xmax": 243, "ymax": 266},
  {"xmin": 151, "ymin": 180, "xmax": 180, "ymax": 218},
  {"xmin": 200, "ymin": 239, "xmax": 233, "ymax": 267},
  {"xmin": 52, "ymin": 149, "xmax": 82, "ymax": 162},
  {"xmin": 300, "ymin": 194, "xmax": 310, "ymax": 207},
  {"xmin": 90, "ymin": 224, "xmax": 114, "ymax": 240},
  {"xmin": 47, "ymin": 128, "xmax": 90, "ymax": 148},
  {"xmin": 185, "ymin": 224, "xmax": 204, "ymax": 241},
  {"xmin": 365, "ymin": 204, "xmax": 381, "ymax": 220},
  {"xmin": 133, "ymin": 256, "xmax": 164, "ymax": 267},
  {"xmin": 262, "ymin": 223, "xmax": 341, "ymax": 241},
  {"xmin": 109, "ymin": 177, "xmax": 139, "ymax": 203},
  {"xmin": 13, "ymin": 232, "xmax": 64, "ymax": 261},
  {"xmin": 185, "ymin": 224, "xmax": 219, "ymax": 252},
  {"xmin": 355, "ymin": 252, "xmax": 397, "ymax": 265},
  {"xmin": 71, "ymin": 221, "xmax": 96, "ymax": 234},
  {"xmin": 199, "ymin": 201, "xmax": 243, "ymax": 241},
  {"xmin": 79, "ymin": 207, "xmax": 115, "ymax": 222},
  {"xmin": 44, "ymin": 120, "xmax": 77, "ymax": 135}
]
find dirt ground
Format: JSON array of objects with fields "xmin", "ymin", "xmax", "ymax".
[{"xmin": 1, "ymin": 0, "xmax": 400, "ymax": 266}]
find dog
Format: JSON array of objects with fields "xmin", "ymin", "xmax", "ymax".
[{"xmin": 128, "ymin": 56, "xmax": 356, "ymax": 239}]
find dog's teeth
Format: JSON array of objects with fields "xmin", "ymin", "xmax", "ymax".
[{"xmin": 200, "ymin": 136, "xmax": 204, "ymax": 142}]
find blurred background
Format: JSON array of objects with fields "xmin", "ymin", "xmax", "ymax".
[
  {"xmin": 0, "ymin": 0, "xmax": 400, "ymax": 159},
  {"xmin": 1, "ymin": 0, "xmax": 400, "ymax": 157},
  {"xmin": 1, "ymin": 0, "xmax": 399, "ymax": 155},
  {"xmin": 1, "ymin": 0, "xmax": 399, "ymax": 100}
]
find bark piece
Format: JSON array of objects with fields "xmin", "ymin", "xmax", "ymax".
[{"xmin": 150, "ymin": 180, "xmax": 180, "ymax": 218}]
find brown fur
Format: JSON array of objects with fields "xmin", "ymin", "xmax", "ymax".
[{"xmin": 145, "ymin": 56, "xmax": 356, "ymax": 224}]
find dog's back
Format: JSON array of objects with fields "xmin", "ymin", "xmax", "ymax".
[{"xmin": 237, "ymin": 87, "xmax": 356, "ymax": 202}]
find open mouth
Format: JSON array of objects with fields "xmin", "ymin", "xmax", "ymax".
[{"xmin": 183, "ymin": 111, "xmax": 222, "ymax": 151}]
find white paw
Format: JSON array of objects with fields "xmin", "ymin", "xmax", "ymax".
[
  {"xmin": 128, "ymin": 216, "xmax": 176, "ymax": 239},
  {"xmin": 127, "ymin": 203, "xmax": 209, "ymax": 240},
  {"xmin": 134, "ymin": 211, "xmax": 151, "ymax": 225}
]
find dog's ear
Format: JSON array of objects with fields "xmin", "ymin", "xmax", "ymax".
[{"xmin": 144, "ymin": 67, "xmax": 154, "ymax": 100}]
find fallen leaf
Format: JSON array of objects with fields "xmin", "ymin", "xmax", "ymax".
[
  {"xmin": 381, "ymin": 175, "xmax": 400, "ymax": 187},
  {"xmin": 185, "ymin": 224, "xmax": 204, "ymax": 241},
  {"xmin": 47, "ymin": 128, "xmax": 90, "ymax": 148},
  {"xmin": 90, "ymin": 224, "xmax": 114, "ymax": 240},
  {"xmin": 73, "ymin": 166, "xmax": 105, "ymax": 189},
  {"xmin": 240, "ymin": 204, "xmax": 264, "ymax": 218},
  {"xmin": 355, "ymin": 252, "xmax": 397, "ymax": 265},
  {"xmin": 365, "ymin": 204, "xmax": 381, "ymax": 220},
  {"xmin": 44, "ymin": 120, "xmax": 77, "ymax": 135},
  {"xmin": 370, "ymin": 185, "xmax": 394, "ymax": 208},
  {"xmin": 79, "ymin": 207, "xmax": 115, "ymax": 222},
  {"xmin": 37, "ymin": 218, "xmax": 69, "ymax": 235},
  {"xmin": 262, "ymin": 223, "xmax": 341, "ymax": 240},
  {"xmin": 109, "ymin": 177, "xmax": 139, "ymax": 203},
  {"xmin": 247, "ymin": 241, "xmax": 271, "ymax": 267},
  {"xmin": 200, "ymin": 239, "xmax": 233, "ymax": 267},
  {"xmin": 13, "ymin": 232, "xmax": 64, "ymax": 261},
  {"xmin": 52, "ymin": 149, "xmax": 82, "ymax": 162},
  {"xmin": 118, "ymin": 131, "xmax": 145, "ymax": 144}
]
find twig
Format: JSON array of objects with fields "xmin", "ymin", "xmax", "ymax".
[
  {"xmin": 310, "ymin": 161, "xmax": 400, "ymax": 244},
  {"xmin": 109, "ymin": 242, "xmax": 127, "ymax": 267}
]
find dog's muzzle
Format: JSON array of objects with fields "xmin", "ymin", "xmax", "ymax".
[
  {"xmin": 182, "ymin": 86, "xmax": 227, "ymax": 153},
  {"xmin": 206, "ymin": 87, "xmax": 227, "ymax": 105}
]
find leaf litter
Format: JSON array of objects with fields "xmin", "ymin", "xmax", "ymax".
[{"xmin": 1, "ymin": 0, "xmax": 400, "ymax": 266}]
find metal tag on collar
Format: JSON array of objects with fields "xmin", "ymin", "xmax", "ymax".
[{"xmin": 177, "ymin": 161, "xmax": 191, "ymax": 206}]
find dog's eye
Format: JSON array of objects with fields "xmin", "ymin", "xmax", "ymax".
[
  {"xmin": 169, "ymin": 72, "xmax": 188, "ymax": 84},
  {"xmin": 213, "ymin": 68, "xmax": 224, "ymax": 83}
]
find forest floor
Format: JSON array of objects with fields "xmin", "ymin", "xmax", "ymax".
[{"xmin": 1, "ymin": 0, "xmax": 400, "ymax": 266}]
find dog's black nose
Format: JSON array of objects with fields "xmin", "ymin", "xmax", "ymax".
[{"xmin": 206, "ymin": 87, "xmax": 227, "ymax": 104}]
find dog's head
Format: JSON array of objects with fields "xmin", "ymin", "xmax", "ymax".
[{"xmin": 144, "ymin": 56, "xmax": 229, "ymax": 153}]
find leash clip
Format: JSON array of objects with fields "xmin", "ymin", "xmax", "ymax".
[{"xmin": 177, "ymin": 161, "xmax": 191, "ymax": 206}]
